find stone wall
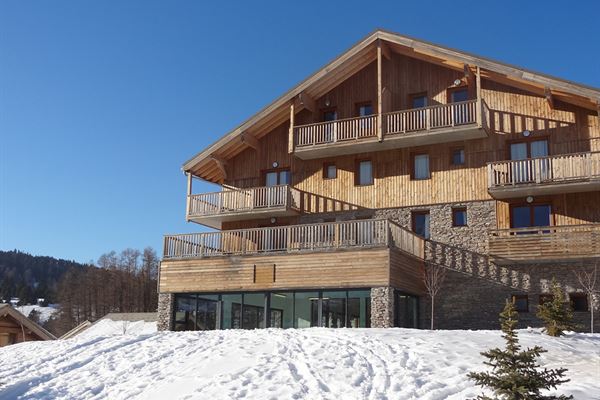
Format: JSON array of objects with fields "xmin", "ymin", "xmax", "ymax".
[
  {"xmin": 370, "ymin": 287, "xmax": 394, "ymax": 328},
  {"xmin": 157, "ymin": 293, "xmax": 174, "ymax": 331}
]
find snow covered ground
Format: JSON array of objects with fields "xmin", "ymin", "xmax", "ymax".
[
  {"xmin": 76, "ymin": 318, "xmax": 156, "ymax": 339},
  {"xmin": 0, "ymin": 328, "xmax": 598, "ymax": 399},
  {"xmin": 15, "ymin": 305, "xmax": 58, "ymax": 324}
]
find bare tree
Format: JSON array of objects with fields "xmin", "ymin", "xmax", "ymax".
[
  {"xmin": 574, "ymin": 262, "xmax": 598, "ymax": 333},
  {"xmin": 422, "ymin": 262, "xmax": 447, "ymax": 330}
]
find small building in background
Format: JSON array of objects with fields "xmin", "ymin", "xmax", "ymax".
[{"xmin": 0, "ymin": 304, "xmax": 56, "ymax": 347}]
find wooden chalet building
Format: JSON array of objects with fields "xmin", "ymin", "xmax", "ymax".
[
  {"xmin": 157, "ymin": 30, "xmax": 600, "ymax": 331},
  {"xmin": 0, "ymin": 304, "xmax": 56, "ymax": 346}
]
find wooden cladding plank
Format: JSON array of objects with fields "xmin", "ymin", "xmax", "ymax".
[{"xmin": 159, "ymin": 248, "xmax": 391, "ymax": 293}]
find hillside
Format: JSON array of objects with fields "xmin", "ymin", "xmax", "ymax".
[
  {"xmin": 0, "ymin": 328, "xmax": 597, "ymax": 399},
  {"xmin": 0, "ymin": 250, "xmax": 88, "ymax": 304}
]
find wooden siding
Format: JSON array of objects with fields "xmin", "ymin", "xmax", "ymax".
[
  {"xmin": 389, "ymin": 248, "xmax": 426, "ymax": 295},
  {"xmin": 159, "ymin": 248, "xmax": 391, "ymax": 293},
  {"xmin": 222, "ymin": 51, "xmax": 599, "ymax": 224}
]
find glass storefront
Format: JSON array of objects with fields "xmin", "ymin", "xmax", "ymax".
[{"xmin": 173, "ymin": 289, "xmax": 373, "ymax": 331}]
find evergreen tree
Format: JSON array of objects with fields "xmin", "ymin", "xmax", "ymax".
[
  {"xmin": 536, "ymin": 278, "xmax": 577, "ymax": 337},
  {"xmin": 468, "ymin": 300, "xmax": 572, "ymax": 400}
]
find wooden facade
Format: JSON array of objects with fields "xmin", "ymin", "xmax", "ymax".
[
  {"xmin": 163, "ymin": 30, "xmax": 600, "ymax": 298},
  {"xmin": 0, "ymin": 304, "xmax": 55, "ymax": 347}
]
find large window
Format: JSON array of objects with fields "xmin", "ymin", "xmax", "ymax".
[
  {"xmin": 356, "ymin": 160, "xmax": 373, "ymax": 186},
  {"xmin": 412, "ymin": 211, "xmax": 430, "ymax": 239},
  {"xmin": 569, "ymin": 293, "xmax": 588, "ymax": 312},
  {"xmin": 265, "ymin": 169, "xmax": 291, "ymax": 186},
  {"xmin": 173, "ymin": 290, "xmax": 372, "ymax": 331},
  {"xmin": 395, "ymin": 292, "xmax": 419, "ymax": 328}
]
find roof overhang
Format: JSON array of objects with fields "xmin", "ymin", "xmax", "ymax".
[{"xmin": 183, "ymin": 29, "xmax": 600, "ymax": 183}]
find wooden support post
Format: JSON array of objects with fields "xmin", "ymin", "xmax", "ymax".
[
  {"xmin": 463, "ymin": 64, "xmax": 474, "ymax": 85},
  {"xmin": 288, "ymin": 101, "xmax": 295, "ymax": 154},
  {"xmin": 476, "ymin": 66, "xmax": 482, "ymax": 128},
  {"xmin": 377, "ymin": 40, "xmax": 383, "ymax": 142},
  {"xmin": 544, "ymin": 87, "xmax": 555, "ymax": 109},
  {"xmin": 185, "ymin": 172, "xmax": 192, "ymax": 221}
]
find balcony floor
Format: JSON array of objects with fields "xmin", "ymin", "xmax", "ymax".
[
  {"xmin": 188, "ymin": 207, "xmax": 299, "ymax": 229},
  {"xmin": 488, "ymin": 178, "xmax": 600, "ymax": 199},
  {"xmin": 294, "ymin": 125, "xmax": 486, "ymax": 160}
]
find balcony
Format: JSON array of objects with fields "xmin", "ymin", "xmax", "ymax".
[
  {"xmin": 160, "ymin": 219, "xmax": 425, "ymax": 294},
  {"xmin": 293, "ymin": 99, "xmax": 490, "ymax": 159},
  {"xmin": 186, "ymin": 185, "xmax": 301, "ymax": 229},
  {"xmin": 488, "ymin": 224, "xmax": 600, "ymax": 264},
  {"xmin": 487, "ymin": 152, "xmax": 600, "ymax": 199}
]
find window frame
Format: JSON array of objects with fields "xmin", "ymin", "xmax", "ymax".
[
  {"xmin": 451, "ymin": 207, "xmax": 468, "ymax": 227},
  {"xmin": 411, "ymin": 152, "xmax": 430, "ymax": 180},
  {"xmin": 509, "ymin": 202, "xmax": 554, "ymax": 229},
  {"xmin": 506, "ymin": 136, "xmax": 550, "ymax": 160},
  {"xmin": 408, "ymin": 91, "xmax": 428, "ymax": 109},
  {"xmin": 355, "ymin": 101, "xmax": 374, "ymax": 117},
  {"xmin": 446, "ymin": 85, "xmax": 470, "ymax": 103},
  {"xmin": 355, "ymin": 159, "xmax": 374, "ymax": 186},
  {"xmin": 411, "ymin": 210, "xmax": 431, "ymax": 239},
  {"xmin": 322, "ymin": 107, "xmax": 338, "ymax": 122},
  {"xmin": 262, "ymin": 167, "xmax": 291, "ymax": 186},
  {"xmin": 323, "ymin": 162, "xmax": 337, "ymax": 180},
  {"xmin": 450, "ymin": 147, "xmax": 465, "ymax": 166},
  {"xmin": 569, "ymin": 292, "xmax": 589, "ymax": 312},
  {"xmin": 511, "ymin": 294, "xmax": 529, "ymax": 313}
]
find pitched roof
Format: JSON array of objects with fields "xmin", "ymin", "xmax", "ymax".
[
  {"xmin": 0, "ymin": 304, "xmax": 56, "ymax": 341},
  {"xmin": 184, "ymin": 29, "xmax": 600, "ymax": 181}
]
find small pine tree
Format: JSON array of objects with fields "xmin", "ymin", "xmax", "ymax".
[
  {"xmin": 468, "ymin": 300, "xmax": 573, "ymax": 400},
  {"xmin": 537, "ymin": 278, "xmax": 577, "ymax": 337}
]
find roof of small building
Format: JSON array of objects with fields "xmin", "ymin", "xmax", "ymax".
[
  {"xmin": 0, "ymin": 304, "xmax": 56, "ymax": 341},
  {"xmin": 100, "ymin": 312, "xmax": 157, "ymax": 323}
]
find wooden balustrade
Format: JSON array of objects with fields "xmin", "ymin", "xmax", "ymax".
[
  {"xmin": 295, "ymin": 115, "xmax": 378, "ymax": 147},
  {"xmin": 187, "ymin": 185, "xmax": 299, "ymax": 217},
  {"xmin": 163, "ymin": 219, "xmax": 425, "ymax": 260},
  {"xmin": 489, "ymin": 224, "xmax": 600, "ymax": 262},
  {"xmin": 487, "ymin": 152, "xmax": 600, "ymax": 188},
  {"xmin": 383, "ymin": 99, "xmax": 478, "ymax": 134}
]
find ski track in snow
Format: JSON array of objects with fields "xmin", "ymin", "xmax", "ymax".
[{"xmin": 0, "ymin": 328, "xmax": 598, "ymax": 399}]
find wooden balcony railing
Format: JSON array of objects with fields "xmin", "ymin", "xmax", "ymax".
[
  {"xmin": 295, "ymin": 114, "xmax": 378, "ymax": 146},
  {"xmin": 187, "ymin": 185, "xmax": 300, "ymax": 218},
  {"xmin": 163, "ymin": 219, "xmax": 425, "ymax": 260},
  {"xmin": 489, "ymin": 224, "xmax": 600, "ymax": 262},
  {"xmin": 294, "ymin": 99, "xmax": 490, "ymax": 148},
  {"xmin": 383, "ymin": 99, "xmax": 479, "ymax": 134},
  {"xmin": 487, "ymin": 152, "xmax": 600, "ymax": 188}
]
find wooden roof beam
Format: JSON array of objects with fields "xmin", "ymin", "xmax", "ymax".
[
  {"xmin": 464, "ymin": 64, "xmax": 475, "ymax": 85},
  {"xmin": 295, "ymin": 91, "xmax": 317, "ymax": 113},
  {"xmin": 240, "ymin": 132, "xmax": 260, "ymax": 151},
  {"xmin": 544, "ymin": 87, "xmax": 555, "ymax": 109},
  {"xmin": 209, "ymin": 155, "xmax": 228, "ymax": 181},
  {"xmin": 380, "ymin": 40, "xmax": 391, "ymax": 60}
]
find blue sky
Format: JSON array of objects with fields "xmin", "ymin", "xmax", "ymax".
[{"xmin": 1, "ymin": 1, "xmax": 599, "ymax": 264}]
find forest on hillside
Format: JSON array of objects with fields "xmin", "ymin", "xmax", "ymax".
[{"xmin": 0, "ymin": 249, "xmax": 159, "ymax": 336}]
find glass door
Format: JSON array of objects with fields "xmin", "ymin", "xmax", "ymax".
[
  {"xmin": 449, "ymin": 87, "xmax": 469, "ymax": 124},
  {"xmin": 510, "ymin": 139, "xmax": 549, "ymax": 183}
]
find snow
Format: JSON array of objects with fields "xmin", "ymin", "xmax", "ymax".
[
  {"xmin": 76, "ymin": 319, "xmax": 157, "ymax": 339},
  {"xmin": 0, "ymin": 328, "xmax": 597, "ymax": 399},
  {"xmin": 15, "ymin": 305, "xmax": 58, "ymax": 324}
]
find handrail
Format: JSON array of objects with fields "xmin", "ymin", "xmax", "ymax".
[
  {"xmin": 187, "ymin": 185, "xmax": 300, "ymax": 217},
  {"xmin": 487, "ymin": 151, "xmax": 600, "ymax": 188},
  {"xmin": 163, "ymin": 219, "xmax": 426, "ymax": 259},
  {"xmin": 293, "ymin": 99, "xmax": 483, "ymax": 148},
  {"xmin": 490, "ymin": 223, "xmax": 600, "ymax": 236}
]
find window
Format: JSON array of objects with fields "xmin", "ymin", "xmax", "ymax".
[
  {"xmin": 509, "ymin": 139, "xmax": 550, "ymax": 183},
  {"xmin": 264, "ymin": 169, "xmax": 291, "ymax": 186},
  {"xmin": 569, "ymin": 293, "xmax": 589, "ymax": 312},
  {"xmin": 356, "ymin": 102, "xmax": 373, "ymax": 117},
  {"xmin": 452, "ymin": 207, "xmax": 467, "ymax": 227},
  {"xmin": 323, "ymin": 109, "xmax": 337, "ymax": 122},
  {"xmin": 539, "ymin": 294, "xmax": 554, "ymax": 305},
  {"xmin": 451, "ymin": 148, "xmax": 465, "ymax": 166},
  {"xmin": 323, "ymin": 163, "xmax": 337, "ymax": 179},
  {"xmin": 448, "ymin": 87, "xmax": 469, "ymax": 103},
  {"xmin": 356, "ymin": 160, "xmax": 373, "ymax": 186},
  {"xmin": 510, "ymin": 204, "xmax": 551, "ymax": 230},
  {"xmin": 512, "ymin": 294, "xmax": 529, "ymax": 312},
  {"xmin": 412, "ymin": 153, "xmax": 430, "ymax": 180},
  {"xmin": 409, "ymin": 92, "xmax": 428, "ymax": 109},
  {"xmin": 412, "ymin": 211, "xmax": 430, "ymax": 239},
  {"xmin": 509, "ymin": 139, "xmax": 549, "ymax": 160}
]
